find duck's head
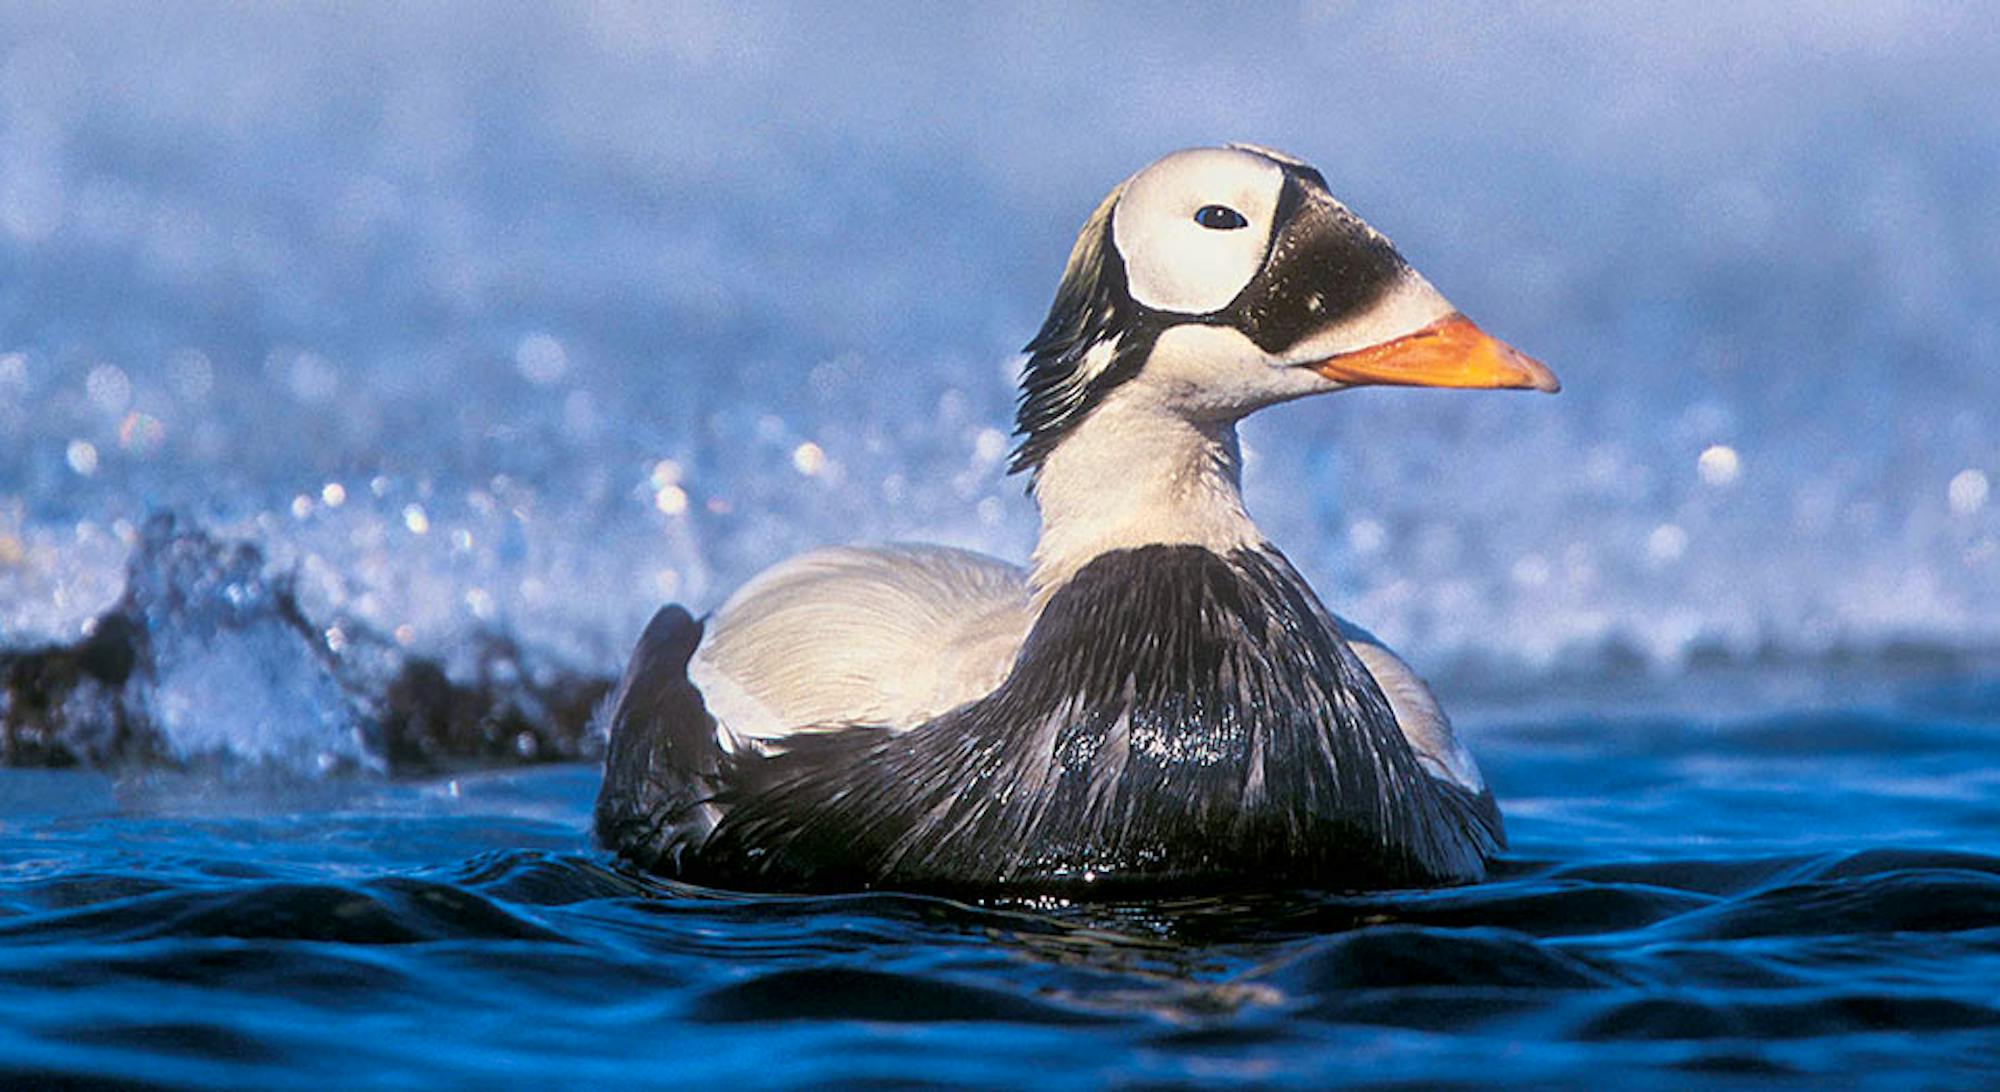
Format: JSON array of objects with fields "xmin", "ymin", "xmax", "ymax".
[{"xmin": 1012, "ymin": 144, "xmax": 1558, "ymax": 473}]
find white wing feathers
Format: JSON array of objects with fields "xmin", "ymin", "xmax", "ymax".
[
  {"xmin": 688, "ymin": 545, "xmax": 1032, "ymax": 749},
  {"xmin": 1337, "ymin": 624, "xmax": 1488, "ymax": 793}
]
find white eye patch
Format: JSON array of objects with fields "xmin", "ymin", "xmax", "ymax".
[{"xmin": 1111, "ymin": 148, "xmax": 1284, "ymax": 316}]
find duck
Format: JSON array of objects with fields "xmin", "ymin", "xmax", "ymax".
[{"xmin": 593, "ymin": 144, "xmax": 1558, "ymax": 894}]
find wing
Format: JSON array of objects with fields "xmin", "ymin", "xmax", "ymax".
[
  {"xmin": 1334, "ymin": 616, "xmax": 1489, "ymax": 796},
  {"xmin": 688, "ymin": 544, "xmax": 1034, "ymax": 749},
  {"xmin": 592, "ymin": 605, "xmax": 723, "ymax": 871}
]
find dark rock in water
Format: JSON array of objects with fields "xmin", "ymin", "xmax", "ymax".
[
  {"xmin": 0, "ymin": 513, "xmax": 613, "ymax": 775},
  {"xmin": 374, "ymin": 632, "xmax": 615, "ymax": 773},
  {"xmin": 0, "ymin": 613, "xmax": 155, "ymax": 767}
]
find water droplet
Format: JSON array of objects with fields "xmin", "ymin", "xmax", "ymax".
[
  {"xmin": 1647, "ymin": 523, "xmax": 1689, "ymax": 564},
  {"xmin": 1697, "ymin": 445, "xmax": 1741, "ymax": 487},
  {"xmin": 1948, "ymin": 469, "xmax": 1989, "ymax": 515},
  {"xmin": 117, "ymin": 412, "xmax": 166, "ymax": 454},
  {"xmin": 86, "ymin": 364, "xmax": 131, "ymax": 414},
  {"xmin": 654, "ymin": 484, "xmax": 689, "ymax": 515},
  {"xmin": 321, "ymin": 482, "xmax": 347, "ymax": 507},
  {"xmin": 65, "ymin": 439, "xmax": 98, "ymax": 476},
  {"xmin": 514, "ymin": 333, "xmax": 569, "ymax": 385},
  {"xmin": 972, "ymin": 427, "xmax": 1008, "ymax": 463},
  {"xmin": 402, "ymin": 505, "xmax": 430, "ymax": 535},
  {"xmin": 792, "ymin": 441, "xmax": 827, "ymax": 476}
]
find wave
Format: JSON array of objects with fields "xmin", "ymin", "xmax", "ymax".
[{"xmin": 3, "ymin": 837, "xmax": 1997, "ymax": 1085}]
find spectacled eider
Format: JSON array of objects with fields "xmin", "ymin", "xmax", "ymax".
[{"xmin": 594, "ymin": 144, "xmax": 1558, "ymax": 894}]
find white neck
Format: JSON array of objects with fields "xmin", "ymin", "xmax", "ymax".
[{"xmin": 1028, "ymin": 387, "xmax": 1263, "ymax": 594}]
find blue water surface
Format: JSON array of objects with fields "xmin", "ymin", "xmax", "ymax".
[{"xmin": 4, "ymin": 667, "xmax": 1997, "ymax": 1089}]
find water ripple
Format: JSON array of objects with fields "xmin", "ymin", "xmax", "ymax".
[{"xmin": 3, "ymin": 690, "xmax": 1998, "ymax": 1087}]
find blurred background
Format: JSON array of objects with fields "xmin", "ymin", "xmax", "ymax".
[{"xmin": 2, "ymin": 1, "xmax": 1996, "ymax": 679}]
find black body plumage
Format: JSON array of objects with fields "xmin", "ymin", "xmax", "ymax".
[{"xmin": 593, "ymin": 545, "xmax": 1503, "ymax": 894}]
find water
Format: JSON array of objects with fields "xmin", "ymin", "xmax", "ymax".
[
  {"xmin": 4, "ymin": 4, "xmax": 1999, "ymax": 1087},
  {"xmin": 4, "ymin": 673, "xmax": 1998, "ymax": 1088}
]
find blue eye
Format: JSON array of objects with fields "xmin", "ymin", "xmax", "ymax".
[{"xmin": 1193, "ymin": 204, "xmax": 1247, "ymax": 230}]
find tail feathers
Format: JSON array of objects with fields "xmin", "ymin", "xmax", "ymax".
[{"xmin": 592, "ymin": 605, "xmax": 723, "ymax": 872}]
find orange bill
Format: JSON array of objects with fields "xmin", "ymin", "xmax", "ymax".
[{"xmin": 1310, "ymin": 314, "xmax": 1560, "ymax": 393}]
